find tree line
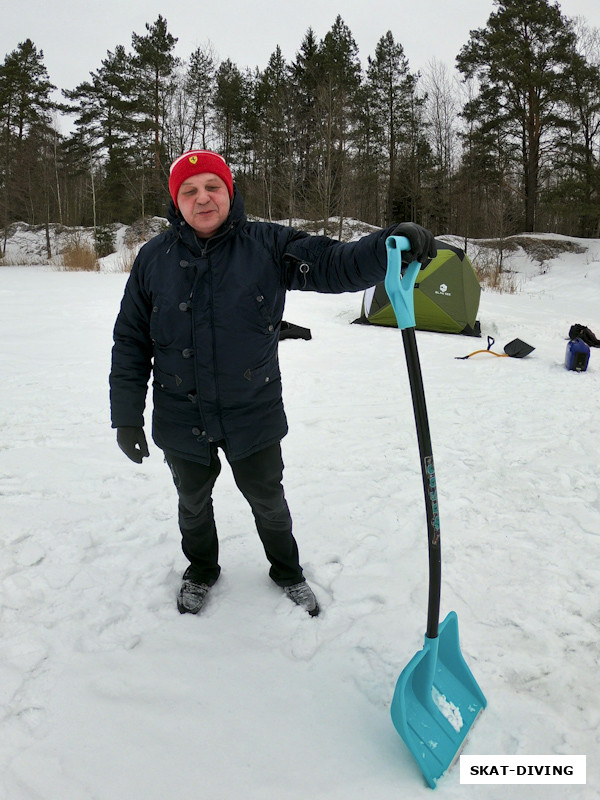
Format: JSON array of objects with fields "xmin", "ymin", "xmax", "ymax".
[{"xmin": 2, "ymin": 0, "xmax": 600, "ymax": 256}]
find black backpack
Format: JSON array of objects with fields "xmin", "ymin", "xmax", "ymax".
[{"xmin": 568, "ymin": 324, "xmax": 600, "ymax": 348}]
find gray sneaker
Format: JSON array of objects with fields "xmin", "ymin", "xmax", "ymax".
[
  {"xmin": 177, "ymin": 571, "xmax": 211, "ymax": 614},
  {"xmin": 284, "ymin": 581, "xmax": 320, "ymax": 616}
]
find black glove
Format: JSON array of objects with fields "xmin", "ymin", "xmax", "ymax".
[
  {"xmin": 117, "ymin": 427, "xmax": 149, "ymax": 463},
  {"xmin": 391, "ymin": 222, "xmax": 437, "ymax": 269}
]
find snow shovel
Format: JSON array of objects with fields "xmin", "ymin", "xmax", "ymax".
[
  {"xmin": 456, "ymin": 335, "xmax": 535, "ymax": 360},
  {"xmin": 385, "ymin": 236, "xmax": 486, "ymax": 789}
]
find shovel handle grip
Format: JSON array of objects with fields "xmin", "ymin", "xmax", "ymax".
[{"xmin": 384, "ymin": 236, "xmax": 421, "ymax": 330}]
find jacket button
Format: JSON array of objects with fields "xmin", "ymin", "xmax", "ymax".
[
  {"xmin": 180, "ymin": 260, "xmax": 189, "ymax": 268},
  {"xmin": 256, "ymin": 295, "xmax": 264, "ymax": 302},
  {"xmin": 179, "ymin": 302, "xmax": 190, "ymax": 311},
  {"xmin": 192, "ymin": 427, "xmax": 201, "ymax": 435},
  {"xmin": 182, "ymin": 348, "xmax": 194, "ymax": 358}
]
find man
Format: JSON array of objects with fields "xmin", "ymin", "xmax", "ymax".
[{"xmin": 110, "ymin": 150, "xmax": 436, "ymax": 617}]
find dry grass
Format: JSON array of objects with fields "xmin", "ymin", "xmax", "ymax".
[
  {"xmin": 470, "ymin": 235, "xmax": 586, "ymax": 291},
  {"xmin": 60, "ymin": 237, "xmax": 99, "ymax": 272},
  {"xmin": 469, "ymin": 236, "xmax": 585, "ymax": 286},
  {"xmin": 0, "ymin": 254, "xmax": 27, "ymax": 266},
  {"xmin": 469, "ymin": 245, "xmax": 519, "ymax": 294},
  {"xmin": 114, "ymin": 248, "xmax": 137, "ymax": 273},
  {"xmin": 508, "ymin": 236, "xmax": 586, "ymax": 268}
]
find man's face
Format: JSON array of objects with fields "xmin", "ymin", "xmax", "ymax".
[{"xmin": 176, "ymin": 173, "xmax": 231, "ymax": 237}]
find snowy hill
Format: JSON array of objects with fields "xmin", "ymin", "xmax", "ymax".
[
  {"xmin": 0, "ymin": 218, "xmax": 169, "ymax": 269},
  {"xmin": 0, "ymin": 216, "xmax": 380, "ymax": 268},
  {"xmin": 0, "ymin": 226, "xmax": 599, "ymax": 798}
]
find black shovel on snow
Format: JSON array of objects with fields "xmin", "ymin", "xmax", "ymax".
[
  {"xmin": 385, "ymin": 236, "xmax": 486, "ymax": 789},
  {"xmin": 456, "ymin": 335, "xmax": 535, "ymax": 360}
]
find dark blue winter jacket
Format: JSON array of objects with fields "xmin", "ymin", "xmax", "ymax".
[{"xmin": 110, "ymin": 190, "xmax": 393, "ymax": 464}]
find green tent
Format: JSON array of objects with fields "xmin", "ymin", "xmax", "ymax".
[{"xmin": 356, "ymin": 240, "xmax": 481, "ymax": 335}]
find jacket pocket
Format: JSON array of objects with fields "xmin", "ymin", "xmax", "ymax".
[
  {"xmin": 153, "ymin": 365, "xmax": 191, "ymax": 395},
  {"xmin": 242, "ymin": 284, "xmax": 278, "ymax": 335},
  {"xmin": 243, "ymin": 355, "xmax": 281, "ymax": 383}
]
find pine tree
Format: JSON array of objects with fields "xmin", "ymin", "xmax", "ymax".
[
  {"xmin": 352, "ymin": 79, "xmax": 380, "ymax": 224},
  {"xmin": 213, "ymin": 59, "xmax": 245, "ymax": 164},
  {"xmin": 131, "ymin": 15, "xmax": 179, "ymax": 215},
  {"xmin": 63, "ymin": 45, "xmax": 137, "ymax": 223},
  {"xmin": 365, "ymin": 31, "xmax": 418, "ymax": 226},
  {"xmin": 315, "ymin": 16, "xmax": 362, "ymax": 234},
  {"xmin": 289, "ymin": 28, "xmax": 322, "ymax": 216},
  {"xmin": 0, "ymin": 39, "xmax": 58, "ymax": 237},
  {"xmin": 457, "ymin": 0, "xmax": 578, "ymax": 232},
  {"xmin": 253, "ymin": 47, "xmax": 295, "ymax": 220},
  {"xmin": 551, "ymin": 20, "xmax": 600, "ymax": 235},
  {"xmin": 184, "ymin": 45, "xmax": 217, "ymax": 151}
]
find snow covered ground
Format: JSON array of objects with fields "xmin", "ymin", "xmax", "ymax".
[{"xmin": 1, "ymin": 232, "xmax": 599, "ymax": 799}]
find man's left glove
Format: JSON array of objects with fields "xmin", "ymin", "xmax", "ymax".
[
  {"xmin": 391, "ymin": 222, "xmax": 437, "ymax": 269},
  {"xmin": 117, "ymin": 426, "xmax": 150, "ymax": 463}
]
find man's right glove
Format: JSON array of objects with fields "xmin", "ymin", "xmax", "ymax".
[
  {"xmin": 391, "ymin": 222, "xmax": 437, "ymax": 269},
  {"xmin": 117, "ymin": 427, "xmax": 150, "ymax": 463}
]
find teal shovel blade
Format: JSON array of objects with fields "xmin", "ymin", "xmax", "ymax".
[{"xmin": 391, "ymin": 611, "xmax": 487, "ymax": 788}]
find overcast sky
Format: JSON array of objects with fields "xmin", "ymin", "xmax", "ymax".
[{"xmin": 2, "ymin": 0, "xmax": 600, "ymax": 121}]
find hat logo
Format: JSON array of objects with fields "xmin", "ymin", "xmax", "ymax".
[{"xmin": 189, "ymin": 155, "xmax": 198, "ymax": 164}]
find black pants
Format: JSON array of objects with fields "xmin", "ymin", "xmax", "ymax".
[{"xmin": 165, "ymin": 442, "xmax": 304, "ymax": 587}]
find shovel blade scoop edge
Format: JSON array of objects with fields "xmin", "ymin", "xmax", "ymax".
[{"xmin": 390, "ymin": 612, "xmax": 487, "ymax": 788}]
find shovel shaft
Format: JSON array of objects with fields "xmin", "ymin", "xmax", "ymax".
[
  {"xmin": 385, "ymin": 236, "xmax": 442, "ymax": 641},
  {"xmin": 401, "ymin": 327, "xmax": 442, "ymax": 640}
]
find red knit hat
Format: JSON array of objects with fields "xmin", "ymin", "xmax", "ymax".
[{"xmin": 169, "ymin": 150, "xmax": 234, "ymax": 207}]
